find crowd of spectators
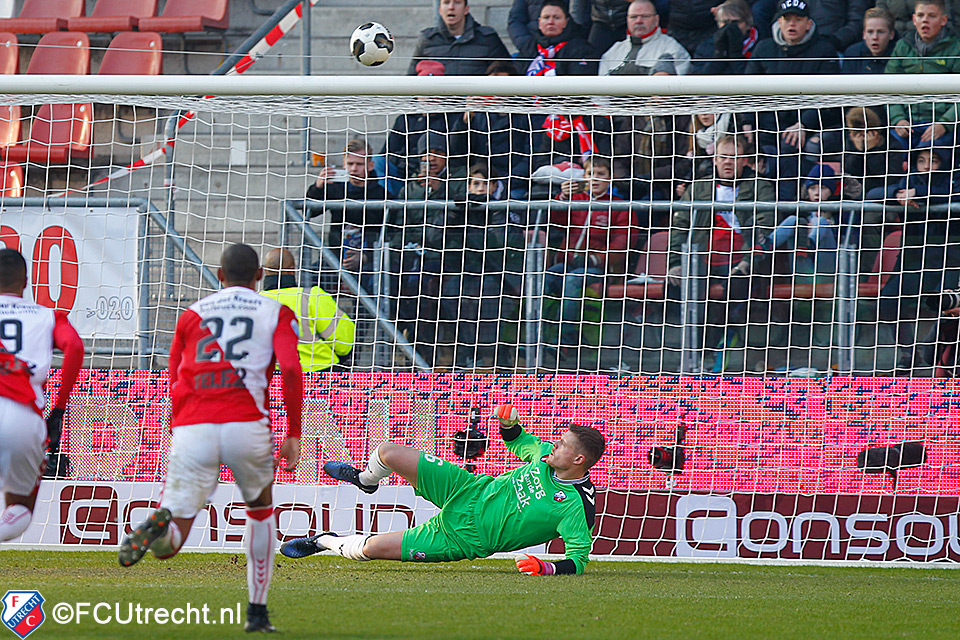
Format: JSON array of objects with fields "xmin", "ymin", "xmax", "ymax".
[{"xmin": 306, "ymin": 0, "xmax": 960, "ymax": 374}]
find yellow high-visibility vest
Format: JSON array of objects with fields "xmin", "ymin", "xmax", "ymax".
[{"xmin": 261, "ymin": 286, "xmax": 355, "ymax": 371}]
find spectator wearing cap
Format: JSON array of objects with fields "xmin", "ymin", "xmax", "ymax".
[
  {"xmin": 739, "ymin": 164, "xmax": 842, "ymax": 283},
  {"xmin": 691, "ymin": 0, "xmax": 760, "ymax": 75},
  {"xmin": 382, "ymin": 61, "xmax": 468, "ymax": 188},
  {"xmin": 746, "ymin": 0, "xmax": 840, "ymax": 76},
  {"xmin": 599, "ymin": 0, "xmax": 692, "ymax": 76},
  {"xmin": 802, "ymin": 163, "xmax": 840, "ymax": 203},
  {"xmin": 408, "ymin": 0, "xmax": 510, "ymax": 76},
  {"xmin": 885, "ymin": 0, "xmax": 960, "ymax": 150},
  {"xmin": 400, "ymin": 134, "xmax": 468, "ymax": 203},
  {"xmin": 842, "ymin": 8, "xmax": 897, "ymax": 74},
  {"xmin": 746, "ymin": 0, "xmax": 841, "ymax": 201}
]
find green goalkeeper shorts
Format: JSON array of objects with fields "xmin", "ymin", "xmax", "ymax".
[{"xmin": 400, "ymin": 451, "xmax": 490, "ymax": 563}]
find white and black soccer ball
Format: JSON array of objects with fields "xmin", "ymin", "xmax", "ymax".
[{"xmin": 350, "ymin": 22, "xmax": 394, "ymax": 67}]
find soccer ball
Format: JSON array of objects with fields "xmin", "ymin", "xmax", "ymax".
[{"xmin": 350, "ymin": 22, "xmax": 394, "ymax": 67}]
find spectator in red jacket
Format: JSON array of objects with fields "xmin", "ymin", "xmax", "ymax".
[{"xmin": 542, "ymin": 156, "xmax": 637, "ymax": 363}]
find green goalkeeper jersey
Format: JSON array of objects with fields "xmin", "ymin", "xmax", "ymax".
[{"xmin": 476, "ymin": 424, "xmax": 596, "ymax": 574}]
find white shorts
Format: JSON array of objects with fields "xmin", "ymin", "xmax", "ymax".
[
  {"xmin": 0, "ymin": 396, "xmax": 45, "ymax": 497},
  {"xmin": 161, "ymin": 420, "xmax": 275, "ymax": 519}
]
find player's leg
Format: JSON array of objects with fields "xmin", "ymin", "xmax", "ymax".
[
  {"xmin": 324, "ymin": 442, "xmax": 421, "ymax": 492},
  {"xmin": 285, "ymin": 529, "xmax": 403, "ymax": 562},
  {"xmin": 361, "ymin": 531, "xmax": 402, "ymax": 559},
  {"xmin": 321, "ymin": 517, "xmax": 469, "ymax": 563},
  {"xmin": 0, "ymin": 398, "xmax": 45, "ymax": 542},
  {"xmin": 285, "ymin": 452, "xmax": 480, "ymax": 561},
  {"xmin": 221, "ymin": 420, "xmax": 279, "ymax": 633},
  {"xmin": 0, "ymin": 491, "xmax": 36, "ymax": 542},
  {"xmin": 120, "ymin": 423, "xmax": 219, "ymax": 567}
]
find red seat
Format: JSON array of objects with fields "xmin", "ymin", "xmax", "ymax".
[
  {"xmin": 0, "ymin": 33, "xmax": 18, "ymax": 74},
  {"xmin": 26, "ymin": 32, "xmax": 89, "ymax": 74},
  {"xmin": 98, "ymin": 32, "xmax": 162, "ymax": 75},
  {"xmin": 138, "ymin": 0, "xmax": 228, "ymax": 32},
  {"xmin": 66, "ymin": 0, "xmax": 157, "ymax": 33},
  {"xmin": 769, "ymin": 281, "xmax": 836, "ymax": 299},
  {"xmin": 3, "ymin": 103, "xmax": 92, "ymax": 163},
  {"xmin": 605, "ymin": 231, "xmax": 671, "ymax": 300},
  {"xmin": 0, "ymin": 162, "xmax": 23, "ymax": 197},
  {"xmin": 0, "ymin": 105, "xmax": 22, "ymax": 147},
  {"xmin": 857, "ymin": 230, "xmax": 902, "ymax": 297},
  {"xmin": 0, "ymin": 0, "xmax": 84, "ymax": 34}
]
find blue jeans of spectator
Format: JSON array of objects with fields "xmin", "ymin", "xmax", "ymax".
[
  {"xmin": 766, "ymin": 214, "xmax": 838, "ymax": 276},
  {"xmin": 542, "ymin": 262, "xmax": 604, "ymax": 348}
]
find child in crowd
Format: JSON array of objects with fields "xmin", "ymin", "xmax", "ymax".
[
  {"xmin": 877, "ymin": 144, "xmax": 959, "ymax": 373},
  {"xmin": 467, "ymin": 163, "xmax": 507, "ymax": 201},
  {"xmin": 737, "ymin": 164, "xmax": 841, "ymax": 277},
  {"xmin": 542, "ymin": 156, "xmax": 635, "ymax": 363}
]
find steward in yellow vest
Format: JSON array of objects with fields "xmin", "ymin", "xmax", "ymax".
[{"xmin": 261, "ymin": 248, "xmax": 355, "ymax": 371}]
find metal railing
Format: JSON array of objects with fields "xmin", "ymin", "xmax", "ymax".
[{"xmin": 279, "ymin": 197, "xmax": 927, "ymax": 373}]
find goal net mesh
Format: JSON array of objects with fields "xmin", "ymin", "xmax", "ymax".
[{"xmin": 8, "ymin": 85, "xmax": 960, "ymax": 563}]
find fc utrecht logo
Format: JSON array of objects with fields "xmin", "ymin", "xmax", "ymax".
[
  {"xmin": 1, "ymin": 591, "xmax": 45, "ymax": 639},
  {"xmin": 554, "ymin": 491, "xmax": 566, "ymax": 502}
]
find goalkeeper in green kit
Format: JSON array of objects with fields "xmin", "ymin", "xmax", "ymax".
[{"xmin": 280, "ymin": 404, "xmax": 605, "ymax": 575}]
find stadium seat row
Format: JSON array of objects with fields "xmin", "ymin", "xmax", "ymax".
[
  {"xmin": 0, "ymin": 0, "xmax": 228, "ymax": 34},
  {"xmin": 597, "ymin": 231, "xmax": 903, "ymax": 303},
  {"xmin": 0, "ymin": 30, "xmax": 163, "ymax": 187}
]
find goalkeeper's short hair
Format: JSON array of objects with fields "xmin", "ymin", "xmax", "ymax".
[{"xmin": 568, "ymin": 424, "xmax": 606, "ymax": 469}]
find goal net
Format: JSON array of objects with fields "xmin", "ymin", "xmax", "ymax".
[{"xmin": 7, "ymin": 74, "xmax": 960, "ymax": 564}]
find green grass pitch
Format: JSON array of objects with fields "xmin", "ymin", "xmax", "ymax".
[{"xmin": 1, "ymin": 551, "xmax": 958, "ymax": 639}]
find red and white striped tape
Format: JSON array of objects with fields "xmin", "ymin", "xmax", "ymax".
[{"xmin": 53, "ymin": 0, "xmax": 322, "ymax": 197}]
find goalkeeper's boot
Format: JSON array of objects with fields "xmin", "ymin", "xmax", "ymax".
[
  {"xmin": 322, "ymin": 461, "xmax": 378, "ymax": 494},
  {"xmin": 244, "ymin": 603, "xmax": 276, "ymax": 633},
  {"xmin": 118, "ymin": 507, "xmax": 171, "ymax": 567},
  {"xmin": 279, "ymin": 531, "xmax": 339, "ymax": 559}
]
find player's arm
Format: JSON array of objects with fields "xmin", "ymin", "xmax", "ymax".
[
  {"xmin": 517, "ymin": 512, "xmax": 592, "ymax": 576},
  {"xmin": 494, "ymin": 403, "xmax": 547, "ymax": 463},
  {"xmin": 273, "ymin": 305, "xmax": 303, "ymax": 471},
  {"xmin": 47, "ymin": 311, "xmax": 84, "ymax": 448},
  {"xmin": 167, "ymin": 311, "xmax": 192, "ymax": 394},
  {"xmin": 51, "ymin": 311, "xmax": 83, "ymax": 409}
]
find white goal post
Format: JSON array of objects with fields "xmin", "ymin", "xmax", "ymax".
[{"xmin": 4, "ymin": 74, "xmax": 960, "ymax": 565}]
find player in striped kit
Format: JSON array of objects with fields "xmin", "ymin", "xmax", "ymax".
[
  {"xmin": 0, "ymin": 248, "xmax": 84, "ymax": 543},
  {"xmin": 118, "ymin": 244, "xmax": 303, "ymax": 633}
]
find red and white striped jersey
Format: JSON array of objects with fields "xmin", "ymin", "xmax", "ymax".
[
  {"xmin": 0, "ymin": 293, "xmax": 81, "ymax": 414},
  {"xmin": 168, "ymin": 286, "xmax": 302, "ymax": 433}
]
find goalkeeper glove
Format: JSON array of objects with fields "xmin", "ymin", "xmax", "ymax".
[
  {"xmin": 494, "ymin": 403, "xmax": 519, "ymax": 427},
  {"xmin": 516, "ymin": 554, "xmax": 555, "ymax": 576}
]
